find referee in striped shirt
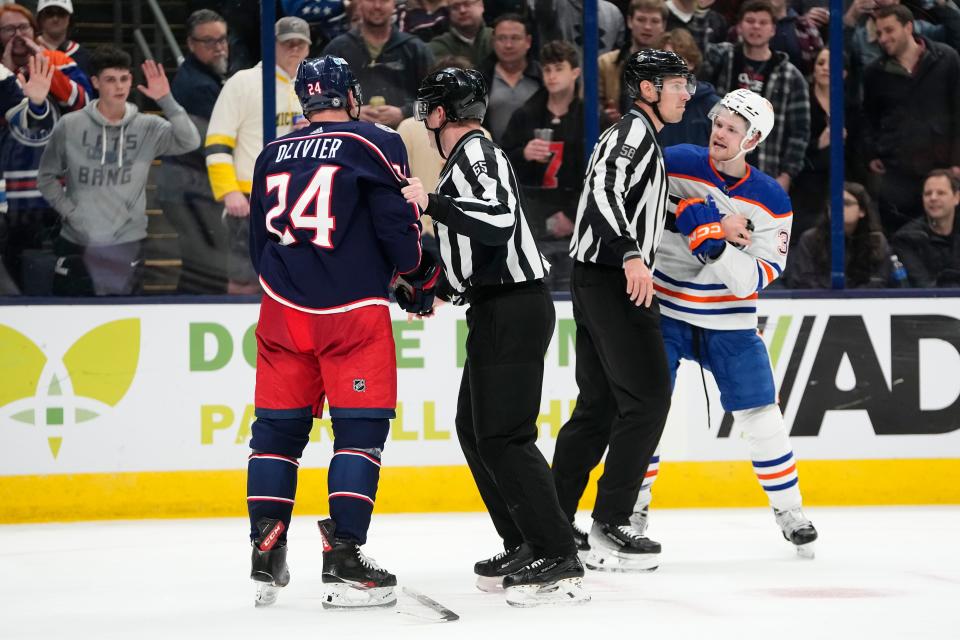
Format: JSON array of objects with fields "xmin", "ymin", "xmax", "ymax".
[
  {"xmin": 552, "ymin": 50, "xmax": 695, "ymax": 570},
  {"xmin": 402, "ymin": 68, "xmax": 586, "ymax": 602}
]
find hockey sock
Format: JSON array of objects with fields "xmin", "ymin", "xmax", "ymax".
[
  {"xmin": 247, "ymin": 452, "xmax": 299, "ymax": 542},
  {"xmin": 634, "ymin": 449, "xmax": 661, "ymax": 512},
  {"xmin": 247, "ymin": 410, "xmax": 312, "ymax": 541},
  {"xmin": 328, "ymin": 417, "xmax": 389, "ymax": 545},
  {"xmin": 734, "ymin": 405, "xmax": 802, "ymax": 510}
]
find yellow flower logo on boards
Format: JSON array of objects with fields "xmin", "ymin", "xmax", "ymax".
[{"xmin": 0, "ymin": 319, "xmax": 140, "ymax": 458}]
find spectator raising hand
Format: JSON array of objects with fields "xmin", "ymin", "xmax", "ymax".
[
  {"xmin": 18, "ymin": 52, "xmax": 53, "ymax": 105},
  {"xmin": 136, "ymin": 59, "xmax": 170, "ymax": 101}
]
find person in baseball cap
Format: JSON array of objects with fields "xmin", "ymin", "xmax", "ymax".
[
  {"xmin": 35, "ymin": 0, "xmax": 92, "ymax": 78},
  {"xmin": 275, "ymin": 16, "xmax": 312, "ymax": 73},
  {"xmin": 275, "ymin": 16, "xmax": 312, "ymax": 44}
]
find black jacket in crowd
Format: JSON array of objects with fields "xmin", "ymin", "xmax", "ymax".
[
  {"xmin": 500, "ymin": 89, "xmax": 585, "ymax": 192},
  {"xmin": 163, "ymin": 53, "xmax": 226, "ymax": 186},
  {"xmin": 323, "ymin": 27, "xmax": 435, "ymax": 118},
  {"xmin": 862, "ymin": 36, "xmax": 960, "ymax": 178},
  {"xmin": 892, "ymin": 216, "xmax": 960, "ymax": 288}
]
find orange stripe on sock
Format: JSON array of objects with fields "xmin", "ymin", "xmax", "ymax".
[{"xmin": 756, "ymin": 463, "xmax": 797, "ymax": 481}]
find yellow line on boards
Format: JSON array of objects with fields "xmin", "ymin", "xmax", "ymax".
[{"xmin": 1, "ymin": 459, "xmax": 958, "ymax": 523}]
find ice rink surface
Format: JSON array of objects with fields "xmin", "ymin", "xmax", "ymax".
[{"xmin": 4, "ymin": 506, "xmax": 958, "ymax": 639}]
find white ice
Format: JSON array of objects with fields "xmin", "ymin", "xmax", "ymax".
[{"xmin": 3, "ymin": 507, "xmax": 959, "ymax": 639}]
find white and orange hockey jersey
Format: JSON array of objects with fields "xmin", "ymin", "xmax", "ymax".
[{"xmin": 654, "ymin": 144, "xmax": 793, "ymax": 331}]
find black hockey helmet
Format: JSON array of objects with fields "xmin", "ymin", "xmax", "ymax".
[
  {"xmin": 414, "ymin": 67, "xmax": 488, "ymax": 123},
  {"xmin": 622, "ymin": 49, "xmax": 694, "ymax": 99},
  {"xmin": 295, "ymin": 55, "xmax": 363, "ymax": 119}
]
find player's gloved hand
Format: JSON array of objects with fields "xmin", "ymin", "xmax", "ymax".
[
  {"xmin": 674, "ymin": 195, "xmax": 726, "ymax": 259},
  {"xmin": 392, "ymin": 253, "xmax": 441, "ymax": 316}
]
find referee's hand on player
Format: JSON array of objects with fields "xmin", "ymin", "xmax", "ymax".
[
  {"xmin": 624, "ymin": 257, "xmax": 654, "ymax": 308},
  {"xmin": 402, "ymin": 177, "xmax": 429, "ymax": 212}
]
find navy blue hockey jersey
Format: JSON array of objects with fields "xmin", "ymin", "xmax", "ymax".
[{"xmin": 249, "ymin": 120, "xmax": 423, "ymax": 313}]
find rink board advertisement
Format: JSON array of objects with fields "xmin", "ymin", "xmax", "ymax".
[{"xmin": 2, "ymin": 297, "xmax": 959, "ymax": 521}]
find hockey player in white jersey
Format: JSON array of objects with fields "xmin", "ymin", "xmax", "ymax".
[{"xmin": 630, "ymin": 89, "xmax": 818, "ymax": 557}]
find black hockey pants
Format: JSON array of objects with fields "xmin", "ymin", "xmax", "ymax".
[
  {"xmin": 552, "ymin": 262, "xmax": 672, "ymax": 526},
  {"xmin": 455, "ymin": 280, "xmax": 576, "ymax": 559}
]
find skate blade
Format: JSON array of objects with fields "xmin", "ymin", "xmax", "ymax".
[
  {"xmin": 795, "ymin": 542, "xmax": 816, "ymax": 559},
  {"xmin": 254, "ymin": 583, "xmax": 283, "ymax": 607},
  {"xmin": 475, "ymin": 575, "xmax": 504, "ymax": 592},
  {"xmin": 505, "ymin": 578, "xmax": 591, "ymax": 608},
  {"xmin": 321, "ymin": 583, "xmax": 397, "ymax": 609},
  {"xmin": 584, "ymin": 549, "xmax": 659, "ymax": 572}
]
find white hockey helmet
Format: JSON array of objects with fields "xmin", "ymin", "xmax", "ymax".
[{"xmin": 709, "ymin": 89, "xmax": 775, "ymax": 149}]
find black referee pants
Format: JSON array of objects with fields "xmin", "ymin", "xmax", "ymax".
[
  {"xmin": 552, "ymin": 262, "xmax": 672, "ymax": 526},
  {"xmin": 455, "ymin": 280, "xmax": 576, "ymax": 558}
]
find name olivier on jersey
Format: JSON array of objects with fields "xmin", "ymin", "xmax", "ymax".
[{"xmin": 273, "ymin": 136, "xmax": 343, "ymax": 163}]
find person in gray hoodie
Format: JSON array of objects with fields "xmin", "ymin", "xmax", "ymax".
[{"xmin": 37, "ymin": 45, "xmax": 201, "ymax": 295}]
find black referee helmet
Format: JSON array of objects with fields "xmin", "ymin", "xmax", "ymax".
[
  {"xmin": 623, "ymin": 49, "xmax": 693, "ymax": 99},
  {"xmin": 414, "ymin": 67, "xmax": 489, "ymax": 123}
]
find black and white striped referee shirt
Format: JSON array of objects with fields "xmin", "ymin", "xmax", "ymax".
[
  {"xmin": 569, "ymin": 106, "xmax": 669, "ymax": 268},
  {"xmin": 425, "ymin": 130, "xmax": 548, "ymax": 302}
]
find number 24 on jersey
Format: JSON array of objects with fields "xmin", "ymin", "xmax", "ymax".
[{"xmin": 264, "ymin": 164, "xmax": 341, "ymax": 249}]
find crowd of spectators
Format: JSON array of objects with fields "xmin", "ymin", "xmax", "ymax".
[{"xmin": 1, "ymin": 0, "xmax": 959, "ymax": 296}]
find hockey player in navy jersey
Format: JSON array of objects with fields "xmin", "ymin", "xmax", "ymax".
[
  {"xmin": 244, "ymin": 56, "xmax": 438, "ymax": 608},
  {"xmin": 626, "ymin": 89, "xmax": 819, "ymax": 557}
]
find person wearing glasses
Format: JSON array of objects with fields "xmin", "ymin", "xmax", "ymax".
[
  {"xmin": 0, "ymin": 3, "xmax": 90, "ymax": 112},
  {"xmin": 428, "ymin": 0, "xmax": 492, "ymax": 67},
  {"xmin": 0, "ymin": 2, "xmax": 89, "ymax": 294},
  {"xmin": 158, "ymin": 9, "xmax": 232, "ymax": 294}
]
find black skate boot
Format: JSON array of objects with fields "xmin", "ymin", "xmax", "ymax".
[
  {"xmin": 473, "ymin": 543, "xmax": 535, "ymax": 592},
  {"xmin": 250, "ymin": 518, "xmax": 290, "ymax": 607},
  {"xmin": 585, "ymin": 520, "xmax": 661, "ymax": 572},
  {"xmin": 774, "ymin": 507, "xmax": 818, "ymax": 558},
  {"xmin": 503, "ymin": 554, "xmax": 590, "ymax": 607},
  {"xmin": 317, "ymin": 518, "xmax": 397, "ymax": 608}
]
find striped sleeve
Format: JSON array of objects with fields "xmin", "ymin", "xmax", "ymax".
[
  {"xmin": 581, "ymin": 119, "xmax": 653, "ymax": 261},
  {"xmin": 427, "ymin": 138, "xmax": 516, "ymax": 246},
  {"xmin": 47, "ymin": 65, "xmax": 86, "ymax": 112},
  {"xmin": 205, "ymin": 76, "xmax": 244, "ymax": 200}
]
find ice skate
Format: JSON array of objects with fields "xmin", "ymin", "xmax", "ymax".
[
  {"xmin": 318, "ymin": 519, "xmax": 397, "ymax": 609},
  {"xmin": 473, "ymin": 543, "xmax": 535, "ymax": 592},
  {"xmin": 571, "ymin": 522, "xmax": 590, "ymax": 563},
  {"xmin": 629, "ymin": 505, "xmax": 650, "ymax": 536},
  {"xmin": 250, "ymin": 518, "xmax": 290, "ymax": 607},
  {"xmin": 774, "ymin": 507, "xmax": 818, "ymax": 558},
  {"xmin": 585, "ymin": 520, "xmax": 660, "ymax": 572},
  {"xmin": 503, "ymin": 554, "xmax": 590, "ymax": 607}
]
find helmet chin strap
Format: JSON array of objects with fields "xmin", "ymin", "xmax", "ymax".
[
  {"xmin": 349, "ymin": 88, "xmax": 361, "ymax": 121},
  {"xmin": 426, "ymin": 113, "xmax": 450, "ymax": 159},
  {"xmin": 637, "ymin": 84, "xmax": 666, "ymax": 127},
  {"xmin": 714, "ymin": 137, "xmax": 755, "ymax": 172},
  {"xmin": 729, "ymin": 134, "xmax": 760, "ymax": 163}
]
